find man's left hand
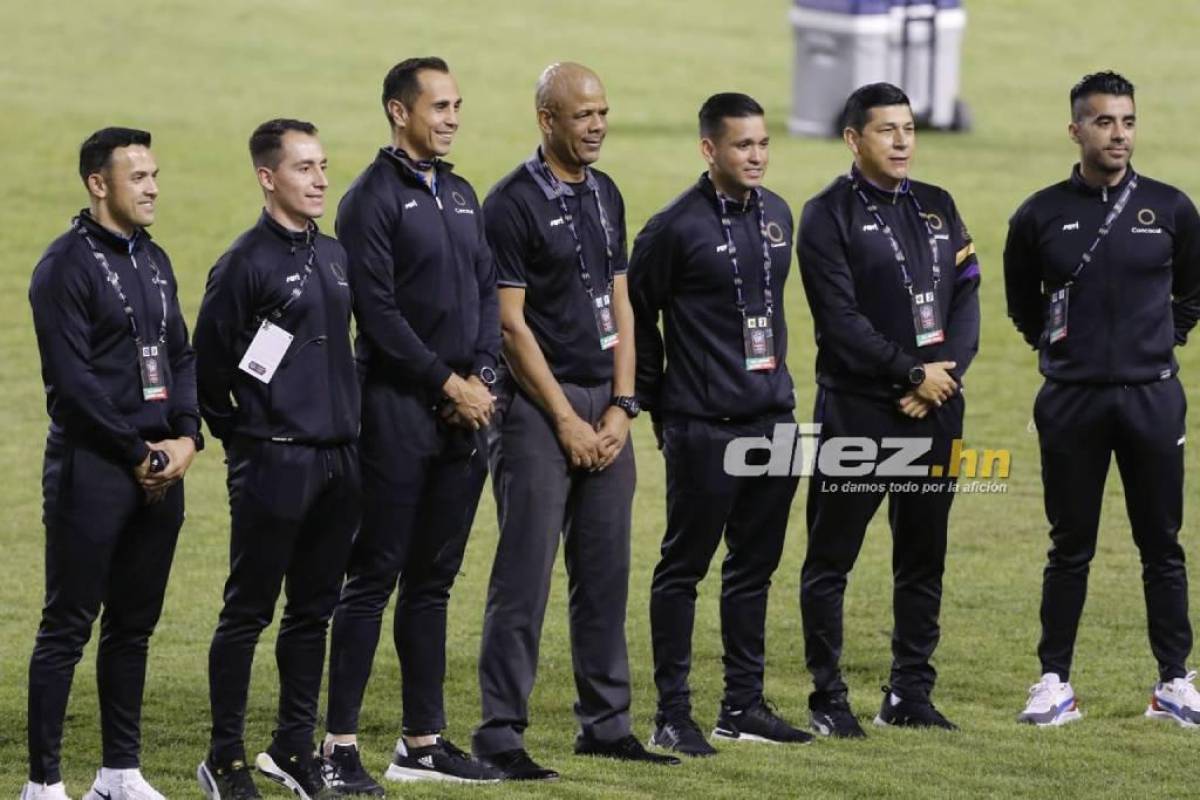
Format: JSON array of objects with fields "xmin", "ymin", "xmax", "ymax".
[
  {"xmin": 594, "ymin": 406, "xmax": 630, "ymax": 470},
  {"xmin": 897, "ymin": 391, "xmax": 934, "ymax": 419}
]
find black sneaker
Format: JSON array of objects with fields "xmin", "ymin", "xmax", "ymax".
[
  {"xmin": 873, "ymin": 686, "xmax": 958, "ymax": 730},
  {"xmin": 322, "ymin": 743, "xmax": 385, "ymax": 797},
  {"xmin": 712, "ymin": 698, "xmax": 814, "ymax": 744},
  {"xmin": 574, "ymin": 733, "xmax": 681, "ymax": 765},
  {"xmin": 198, "ymin": 757, "xmax": 262, "ymax": 800},
  {"xmin": 256, "ymin": 744, "xmax": 336, "ymax": 800},
  {"xmin": 475, "ymin": 749, "xmax": 559, "ymax": 782},
  {"xmin": 383, "ymin": 736, "xmax": 501, "ymax": 783},
  {"xmin": 809, "ymin": 691, "xmax": 866, "ymax": 739},
  {"xmin": 648, "ymin": 715, "xmax": 718, "ymax": 757}
]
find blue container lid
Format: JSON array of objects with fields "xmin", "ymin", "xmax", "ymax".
[{"xmin": 794, "ymin": 0, "xmax": 961, "ymax": 12}]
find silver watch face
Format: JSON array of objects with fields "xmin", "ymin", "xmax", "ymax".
[{"xmin": 479, "ymin": 366, "xmax": 497, "ymax": 385}]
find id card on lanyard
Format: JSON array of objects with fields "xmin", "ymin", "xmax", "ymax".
[
  {"xmin": 1047, "ymin": 173, "xmax": 1138, "ymax": 344},
  {"xmin": 714, "ymin": 185, "xmax": 778, "ymax": 372},
  {"xmin": 74, "ymin": 219, "xmax": 171, "ymax": 402},
  {"xmin": 849, "ymin": 171, "xmax": 944, "ymax": 348},
  {"xmin": 526, "ymin": 152, "xmax": 619, "ymax": 350},
  {"xmin": 238, "ymin": 226, "xmax": 318, "ymax": 383}
]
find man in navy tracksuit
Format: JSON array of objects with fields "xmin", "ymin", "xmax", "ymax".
[
  {"xmin": 25, "ymin": 127, "xmax": 201, "ymax": 800},
  {"xmin": 194, "ymin": 119, "xmax": 359, "ymax": 800},
  {"xmin": 629, "ymin": 93, "xmax": 811, "ymax": 756},
  {"xmin": 797, "ymin": 83, "xmax": 980, "ymax": 736},
  {"xmin": 322, "ymin": 57, "xmax": 500, "ymax": 787},
  {"xmin": 1006, "ymin": 72, "xmax": 1200, "ymax": 728}
]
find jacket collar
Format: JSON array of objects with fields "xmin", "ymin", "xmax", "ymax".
[
  {"xmin": 848, "ymin": 163, "xmax": 911, "ymax": 204},
  {"xmin": 1068, "ymin": 162, "xmax": 1137, "ymax": 198},
  {"xmin": 379, "ymin": 146, "xmax": 453, "ymax": 187},
  {"xmin": 257, "ymin": 209, "xmax": 317, "ymax": 246},
  {"xmin": 697, "ymin": 172, "xmax": 759, "ymax": 215},
  {"xmin": 74, "ymin": 209, "xmax": 149, "ymax": 253}
]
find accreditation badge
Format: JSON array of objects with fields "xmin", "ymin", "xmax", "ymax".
[
  {"xmin": 593, "ymin": 292, "xmax": 619, "ymax": 350},
  {"xmin": 238, "ymin": 319, "xmax": 295, "ymax": 384},
  {"xmin": 1047, "ymin": 287, "xmax": 1069, "ymax": 343},
  {"xmin": 138, "ymin": 342, "xmax": 169, "ymax": 402},
  {"xmin": 743, "ymin": 314, "xmax": 776, "ymax": 371},
  {"xmin": 910, "ymin": 290, "xmax": 945, "ymax": 347}
]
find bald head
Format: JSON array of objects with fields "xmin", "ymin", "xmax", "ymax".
[{"xmin": 536, "ymin": 62, "xmax": 604, "ymax": 114}]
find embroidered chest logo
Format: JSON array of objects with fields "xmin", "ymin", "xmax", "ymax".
[
  {"xmin": 1132, "ymin": 208, "xmax": 1162, "ymax": 234},
  {"xmin": 404, "ymin": 199, "xmax": 418, "ymax": 210},
  {"xmin": 451, "ymin": 190, "xmax": 474, "ymax": 215},
  {"xmin": 765, "ymin": 220, "xmax": 788, "ymax": 248},
  {"xmin": 919, "ymin": 212, "xmax": 944, "ymax": 231}
]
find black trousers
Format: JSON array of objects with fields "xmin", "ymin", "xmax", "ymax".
[
  {"xmin": 207, "ymin": 440, "xmax": 360, "ymax": 763},
  {"xmin": 327, "ymin": 382, "xmax": 486, "ymax": 736},
  {"xmin": 27, "ymin": 433, "xmax": 184, "ymax": 783},
  {"xmin": 801, "ymin": 388, "xmax": 962, "ymax": 702},
  {"xmin": 649, "ymin": 412, "xmax": 798, "ymax": 720},
  {"xmin": 1034, "ymin": 377, "xmax": 1191, "ymax": 683},
  {"xmin": 473, "ymin": 380, "xmax": 635, "ymax": 756}
]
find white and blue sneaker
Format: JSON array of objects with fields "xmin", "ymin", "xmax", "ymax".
[
  {"xmin": 80, "ymin": 769, "xmax": 165, "ymax": 800},
  {"xmin": 1017, "ymin": 673, "xmax": 1082, "ymax": 727},
  {"xmin": 1145, "ymin": 670, "xmax": 1200, "ymax": 728}
]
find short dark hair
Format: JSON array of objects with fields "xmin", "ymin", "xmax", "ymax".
[
  {"xmin": 78, "ymin": 127, "xmax": 151, "ymax": 183},
  {"xmin": 698, "ymin": 92, "xmax": 765, "ymax": 139},
  {"xmin": 1070, "ymin": 71, "xmax": 1135, "ymax": 120},
  {"xmin": 841, "ymin": 83, "xmax": 911, "ymax": 133},
  {"xmin": 382, "ymin": 57, "xmax": 450, "ymax": 125},
  {"xmin": 249, "ymin": 118, "xmax": 318, "ymax": 169}
]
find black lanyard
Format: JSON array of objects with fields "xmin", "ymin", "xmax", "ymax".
[
  {"xmin": 530, "ymin": 153, "xmax": 614, "ymax": 299},
  {"xmin": 713, "ymin": 184, "xmax": 775, "ymax": 318},
  {"xmin": 849, "ymin": 171, "xmax": 941, "ymax": 294},
  {"xmin": 73, "ymin": 217, "xmax": 168, "ymax": 345},
  {"xmin": 266, "ymin": 225, "xmax": 319, "ymax": 322},
  {"xmin": 1068, "ymin": 172, "xmax": 1138, "ymax": 284}
]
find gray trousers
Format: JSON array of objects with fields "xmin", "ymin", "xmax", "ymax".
[{"xmin": 473, "ymin": 378, "xmax": 635, "ymax": 755}]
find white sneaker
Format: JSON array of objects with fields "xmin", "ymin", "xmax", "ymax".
[
  {"xmin": 20, "ymin": 783, "xmax": 72, "ymax": 800},
  {"xmin": 81, "ymin": 769, "xmax": 165, "ymax": 800},
  {"xmin": 1017, "ymin": 672, "xmax": 1082, "ymax": 727},
  {"xmin": 1146, "ymin": 670, "xmax": 1200, "ymax": 728}
]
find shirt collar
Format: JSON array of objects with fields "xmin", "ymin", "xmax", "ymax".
[{"xmin": 523, "ymin": 146, "xmax": 597, "ymax": 201}]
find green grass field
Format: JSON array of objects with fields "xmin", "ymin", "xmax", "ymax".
[{"xmin": 3, "ymin": 1, "xmax": 1200, "ymax": 796}]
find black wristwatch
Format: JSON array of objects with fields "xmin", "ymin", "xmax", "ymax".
[
  {"xmin": 611, "ymin": 395, "xmax": 641, "ymax": 419},
  {"xmin": 185, "ymin": 430, "xmax": 205, "ymax": 453},
  {"xmin": 477, "ymin": 365, "xmax": 497, "ymax": 386},
  {"xmin": 907, "ymin": 364, "xmax": 926, "ymax": 387}
]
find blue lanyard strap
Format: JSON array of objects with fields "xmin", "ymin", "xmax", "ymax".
[
  {"xmin": 849, "ymin": 173, "xmax": 940, "ymax": 294},
  {"xmin": 1069, "ymin": 173, "xmax": 1138, "ymax": 283},
  {"xmin": 532, "ymin": 154, "xmax": 614, "ymax": 299},
  {"xmin": 72, "ymin": 218, "xmax": 168, "ymax": 345},
  {"xmin": 714, "ymin": 186, "xmax": 775, "ymax": 318}
]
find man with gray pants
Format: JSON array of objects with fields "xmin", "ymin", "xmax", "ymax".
[{"xmin": 471, "ymin": 62, "xmax": 678, "ymax": 780}]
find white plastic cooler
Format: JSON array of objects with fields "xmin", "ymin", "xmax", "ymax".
[{"xmin": 788, "ymin": 0, "xmax": 969, "ymax": 137}]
